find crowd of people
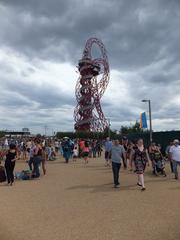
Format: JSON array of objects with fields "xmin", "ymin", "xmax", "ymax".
[
  {"xmin": 0, "ymin": 136, "xmax": 180, "ymax": 191},
  {"xmin": 0, "ymin": 137, "xmax": 58, "ymax": 185},
  {"xmin": 0, "ymin": 137, "xmax": 104, "ymax": 185},
  {"xmin": 105, "ymin": 137, "xmax": 180, "ymax": 190}
]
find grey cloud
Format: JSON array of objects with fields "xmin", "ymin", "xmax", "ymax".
[
  {"xmin": 1, "ymin": 0, "xmax": 180, "ymax": 71},
  {"xmin": 0, "ymin": 76, "xmax": 74, "ymax": 109}
]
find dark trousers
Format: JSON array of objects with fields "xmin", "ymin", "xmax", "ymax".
[
  {"xmin": 97, "ymin": 150, "xmax": 101, "ymax": 157},
  {"xmin": 5, "ymin": 161, "xmax": 15, "ymax": 184},
  {"xmin": 112, "ymin": 162, "xmax": 121, "ymax": 185},
  {"xmin": 92, "ymin": 149, "xmax": 96, "ymax": 158},
  {"xmin": 32, "ymin": 156, "xmax": 42, "ymax": 178},
  {"xmin": 122, "ymin": 158, "xmax": 127, "ymax": 169}
]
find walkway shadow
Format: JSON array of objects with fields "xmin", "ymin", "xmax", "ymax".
[
  {"xmin": 145, "ymin": 178, "xmax": 169, "ymax": 184},
  {"xmin": 169, "ymin": 186, "xmax": 180, "ymax": 190},
  {"xmin": 48, "ymin": 161, "xmax": 82, "ymax": 165},
  {"xmin": 66, "ymin": 175, "xmax": 172, "ymax": 193},
  {"xmin": 87, "ymin": 168, "xmax": 111, "ymax": 173},
  {"xmin": 66, "ymin": 183, "xmax": 138, "ymax": 193},
  {"xmin": 145, "ymin": 170, "xmax": 165, "ymax": 178},
  {"xmin": 48, "ymin": 161, "xmax": 65, "ymax": 164},
  {"xmin": 85, "ymin": 165, "xmax": 111, "ymax": 169}
]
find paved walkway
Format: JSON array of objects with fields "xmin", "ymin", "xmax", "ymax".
[{"xmin": 0, "ymin": 157, "xmax": 180, "ymax": 240}]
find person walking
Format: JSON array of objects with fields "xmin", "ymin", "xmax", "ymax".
[
  {"xmin": 5, "ymin": 144, "xmax": 18, "ymax": 186},
  {"xmin": 54, "ymin": 139, "xmax": 60, "ymax": 155},
  {"xmin": 130, "ymin": 139, "xmax": 150, "ymax": 191},
  {"xmin": 111, "ymin": 140, "xmax": 126, "ymax": 188},
  {"xmin": 91, "ymin": 140, "xmax": 97, "ymax": 158},
  {"xmin": 149, "ymin": 142, "xmax": 160, "ymax": 175},
  {"xmin": 62, "ymin": 138, "xmax": 72, "ymax": 163},
  {"xmin": 79, "ymin": 139, "xmax": 85, "ymax": 158},
  {"xmin": 169, "ymin": 139, "xmax": 180, "ymax": 180},
  {"xmin": 96, "ymin": 140, "xmax": 102, "ymax": 157},
  {"xmin": 82, "ymin": 141, "xmax": 90, "ymax": 164},
  {"xmin": 32, "ymin": 139, "xmax": 42, "ymax": 178}
]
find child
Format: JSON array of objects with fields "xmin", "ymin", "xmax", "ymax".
[{"xmin": 73, "ymin": 146, "xmax": 78, "ymax": 161}]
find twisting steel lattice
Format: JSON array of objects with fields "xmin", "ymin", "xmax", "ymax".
[{"xmin": 74, "ymin": 38, "xmax": 110, "ymax": 132}]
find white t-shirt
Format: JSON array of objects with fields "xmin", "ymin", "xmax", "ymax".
[
  {"xmin": 73, "ymin": 149, "xmax": 78, "ymax": 157},
  {"xmin": 169, "ymin": 145, "xmax": 180, "ymax": 162},
  {"xmin": 55, "ymin": 141, "xmax": 59, "ymax": 148}
]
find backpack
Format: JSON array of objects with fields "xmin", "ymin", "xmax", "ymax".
[{"xmin": 21, "ymin": 170, "xmax": 32, "ymax": 180}]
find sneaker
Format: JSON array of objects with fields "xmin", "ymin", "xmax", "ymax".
[
  {"xmin": 114, "ymin": 184, "xmax": 120, "ymax": 188},
  {"xmin": 141, "ymin": 187, "xmax": 146, "ymax": 191}
]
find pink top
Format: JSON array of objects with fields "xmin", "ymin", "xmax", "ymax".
[{"xmin": 83, "ymin": 147, "xmax": 89, "ymax": 152}]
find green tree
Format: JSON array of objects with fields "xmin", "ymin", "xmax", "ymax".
[
  {"xmin": 120, "ymin": 122, "xmax": 143, "ymax": 135},
  {"xmin": 0, "ymin": 131, "xmax": 5, "ymax": 138}
]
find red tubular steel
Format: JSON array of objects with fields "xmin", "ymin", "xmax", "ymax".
[{"xmin": 74, "ymin": 38, "xmax": 110, "ymax": 132}]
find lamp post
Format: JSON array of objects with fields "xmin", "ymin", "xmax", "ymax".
[
  {"xmin": 44, "ymin": 125, "xmax": 48, "ymax": 136},
  {"xmin": 142, "ymin": 99, "xmax": 153, "ymax": 143}
]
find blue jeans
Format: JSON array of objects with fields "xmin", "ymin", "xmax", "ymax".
[
  {"xmin": 93, "ymin": 149, "xmax": 97, "ymax": 158},
  {"xmin": 33, "ymin": 156, "xmax": 42, "ymax": 178},
  {"xmin": 173, "ymin": 160, "xmax": 180, "ymax": 179}
]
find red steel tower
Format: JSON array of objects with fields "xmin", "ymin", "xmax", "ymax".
[{"xmin": 74, "ymin": 38, "xmax": 110, "ymax": 132}]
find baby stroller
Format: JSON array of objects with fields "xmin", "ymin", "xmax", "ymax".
[{"xmin": 153, "ymin": 152, "xmax": 166, "ymax": 177}]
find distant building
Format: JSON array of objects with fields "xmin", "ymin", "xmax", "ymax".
[
  {"xmin": 5, "ymin": 128, "xmax": 31, "ymax": 136},
  {"xmin": 22, "ymin": 128, "xmax": 30, "ymax": 132}
]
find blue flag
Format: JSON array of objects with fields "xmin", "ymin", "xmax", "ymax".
[{"xmin": 140, "ymin": 112, "xmax": 148, "ymax": 129}]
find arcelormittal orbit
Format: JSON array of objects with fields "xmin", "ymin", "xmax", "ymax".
[{"xmin": 74, "ymin": 37, "xmax": 110, "ymax": 132}]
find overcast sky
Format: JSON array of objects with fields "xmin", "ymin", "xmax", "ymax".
[{"xmin": 0, "ymin": 0, "xmax": 180, "ymax": 134}]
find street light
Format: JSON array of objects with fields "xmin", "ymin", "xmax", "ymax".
[
  {"xmin": 142, "ymin": 99, "xmax": 153, "ymax": 143},
  {"xmin": 44, "ymin": 125, "xmax": 48, "ymax": 136}
]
